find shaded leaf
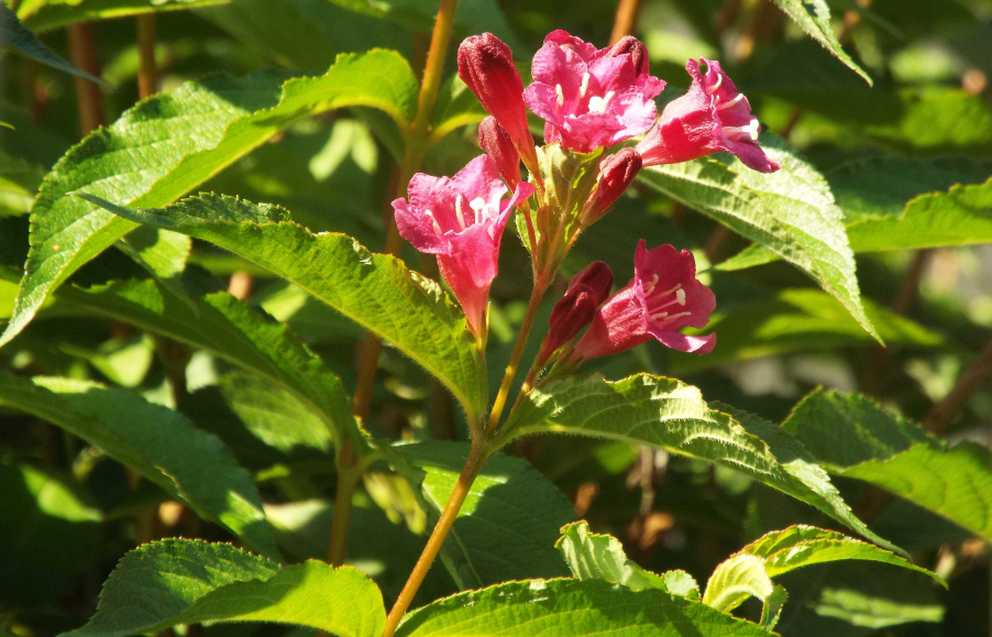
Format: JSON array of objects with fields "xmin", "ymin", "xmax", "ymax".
[
  {"xmin": 0, "ymin": 4, "xmax": 105, "ymax": 84},
  {"xmin": 19, "ymin": 0, "xmax": 230, "ymax": 33},
  {"xmin": 782, "ymin": 388, "xmax": 992, "ymax": 540},
  {"xmin": 768, "ymin": 0, "xmax": 871, "ymax": 84},
  {"xmin": 0, "ymin": 373, "xmax": 278, "ymax": 556}
]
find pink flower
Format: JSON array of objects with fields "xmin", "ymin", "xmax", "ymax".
[
  {"xmin": 458, "ymin": 33, "xmax": 537, "ymax": 170},
  {"xmin": 581, "ymin": 147, "xmax": 642, "ymax": 225},
  {"xmin": 523, "ymin": 31, "xmax": 665, "ymax": 152},
  {"xmin": 478, "ymin": 116, "xmax": 520, "ymax": 188},
  {"xmin": 636, "ymin": 58, "xmax": 779, "ymax": 173},
  {"xmin": 393, "ymin": 155, "xmax": 535, "ymax": 335},
  {"xmin": 538, "ymin": 261, "xmax": 613, "ymax": 366},
  {"xmin": 572, "ymin": 241, "xmax": 716, "ymax": 360}
]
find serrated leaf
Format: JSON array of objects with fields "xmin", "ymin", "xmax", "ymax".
[
  {"xmin": 639, "ymin": 135, "xmax": 879, "ymax": 342},
  {"xmin": 782, "ymin": 388, "xmax": 992, "ymax": 540},
  {"xmin": 396, "ymin": 578, "xmax": 773, "ymax": 637},
  {"xmin": 502, "ymin": 373, "xmax": 898, "ymax": 552},
  {"xmin": 62, "ymin": 539, "xmax": 385, "ymax": 637},
  {"xmin": 556, "ymin": 520, "xmax": 699, "ymax": 598},
  {"xmin": 394, "ymin": 441, "xmax": 574, "ymax": 587},
  {"xmin": 84, "ymin": 193, "xmax": 488, "ymax": 419},
  {"xmin": 703, "ymin": 525, "xmax": 939, "ymax": 620},
  {"xmin": 721, "ymin": 171, "xmax": 992, "ymax": 270},
  {"xmin": 768, "ymin": 0, "xmax": 871, "ymax": 84},
  {"xmin": 42, "ymin": 276, "xmax": 356, "ymax": 450},
  {"xmin": 18, "ymin": 0, "xmax": 230, "ymax": 33},
  {"xmin": 0, "ymin": 48, "xmax": 418, "ymax": 349},
  {"xmin": 0, "ymin": 3, "xmax": 106, "ymax": 84},
  {"xmin": 0, "ymin": 373, "xmax": 278, "ymax": 556}
]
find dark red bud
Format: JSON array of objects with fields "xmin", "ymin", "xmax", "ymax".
[
  {"xmin": 457, "ymin": 33, "xmax": 537, "ymax": 169},
  {"xmin": 583, "ymin": 148, "xmax": 642, "ymax": 224},
  {"xmin": 478, "ymin": 116, "xmax": 521, "ymax": 188},
  {"xmin": 609, "ymin": 35, "xmax": 649, "ymax": 75},
  {"xmin": 538, "ymin": 261, "xmax": 614, "ymax": 365}
]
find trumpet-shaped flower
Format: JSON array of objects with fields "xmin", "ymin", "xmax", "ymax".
[
  {"xmin": 573, "ymin": 241, "xmax": 716, "ymax": 360},
  {"xmin": 523, "ymin": 30, "xmax": 665, "ymax": 152},
  {"xmin": 538, "ymin": 261, "xmax": 613, "ymax": 365},
  {"xmin": 636, "ymin": 58, "xmax": 779, "ymax": 173},
  {"xmin": 393, "ymin": 155, "xmax": 535, "ymax": 335}
]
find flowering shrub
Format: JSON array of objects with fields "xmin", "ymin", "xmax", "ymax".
[{"xmin": 1, "ymin": 2, "xmax": 990, "ymax": 637}]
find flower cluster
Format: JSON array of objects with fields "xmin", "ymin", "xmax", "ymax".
[{"xmin": 393, "ymin": 29, "xmax": 776, "ymax": 369}]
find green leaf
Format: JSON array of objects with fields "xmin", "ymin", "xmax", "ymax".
[
  {"xmin": 396, "ymin": 579, "xmax": 773, "ymax": 637},
  {"xmin": 395, "ymin": 441, "xmax": 574, "ymax": 587},
  {"xmin": 556, "ymin": 520, "xmax": 700, "ymax": 598},
  {"xmin": 502, "ymin": 373, "xmax": 898, "ymax": 552},
  {"xmin": 781, "ymin": 388, "xmax": 992, "ymax": 540},
  {"xmin": 84, "ymin": 194, "xmax": 488, "ymax": 418},
  {"xmin": 703, "ymin": 525, "xmax": 939, "ymax": 622},
  {"xmin": 720, "ymin": 168, "xmax": 992, "ymax": 270},
  {"xmin": 0, "ymin": 48, "xmax": 418, "ymax": 349},
  {"xmin": 670, "ymin": 287, "xmax": 942, "ymax": 375},
  {"xmin": 0, "ymin": 3, "xmax": 106, "ymax": 84},
  {"xmin": 0, "ymin": 462, "xmax": 102, "ymax": 605},
  {"xmin": 46, "ymin": 276, "xmax": 356, "ymax": 450},
  {"xmin": 703, "ymin": 553, "xmax": 773, "ymax": 613},
  {"xmin": 768, "ymin": 0, "xmax": 872, "ymax": 84},
  {"xmin": 639, "ymin": 135, "xmax": 879, "ymax": 341},
  {"xmin": 0, "ymin": 373, "xmax": 279, "ymax": 556},
  {"xmin": 18, "ymin": 0, "xmax": 230, "ymax": 33},
  {"xmin": 62, "ymin": 539, "xmax": 385, "ymax": 637},
  {"xmin": 0, "ymin": 149, "xmax": 45, "ymax": 217}
]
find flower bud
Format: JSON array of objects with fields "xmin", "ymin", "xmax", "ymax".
[
  {"xmin": 478, "ymin": 116, "xmax": 521, "ymax": 188},
  {"xmin": 537, "ymin": 261, "xmax": 613, "ymax": 366},
  {"xmin": 609, "ymin": 35, "xmax": 649, "ymax": 75},
  {"xmin": 457, "ymin": 33, "xmax": 537, "ymax": 169},
  {"xmin": 582, "ymin": 148, "xmax": 642, "ymax": 224}
]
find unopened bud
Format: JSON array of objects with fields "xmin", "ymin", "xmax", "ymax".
[
  {"xmin": 538, "ymin": 261, "xmax": 614, "ymax": 366},
  {"xmin": 582, "ymin": 148, "xmax": 642, "ymax": 225},
  {"xmin": 457, "ymin": 33, "xmax": 537, "ymax": 169},
  {"xmin": 478, "ymin": 116, "xmax": 520, "ymax": 187},
  {"xmin": 609, "ymin": 35, "xmax": 649, "ymax": 75}
]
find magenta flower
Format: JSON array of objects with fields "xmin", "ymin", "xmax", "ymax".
[
  {"xmin": 393, "ymin": 155, "xmax": 535, "ymax": 335},
  {"xmin": 636, "ymin": 58, "xmax": 779, "ymax": 173},
  {"xmin": 523, "ymin": 30, "xmax": 665, "ymax": 153},
  {"xmin": 572, "ymin": 241, "xmax": 716, "ymax": 360},
  {"xmin": 458, "ymin": 33, "xmax": 537, "ymax": 170}
]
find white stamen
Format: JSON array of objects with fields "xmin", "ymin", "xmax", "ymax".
[
  {"xmin": 724, "ymin": 118, "xmax": 761, "ymax": 141},
  {"xmin": 579, "ymin": 72, "xmax": 590, "ymax": 98},
  {"xmin": 454, "ymin": 196, "xmax": 468, "ymax": 229},
  {"xmin": 469, "ymin": 197, "xmax": 487, "ymax": 224},
  {"xmin": 424, "ymin": 209, "xmax": 442, "ymax": 234},
  {"xmin": 555, "ymin": 83, "xmax": 565, "ymax": 107},
  {"xmin": 705, "ymin": 72, "xmax": 723, "ymax": 95},
  {"xmin": 675, "ymin": 288, "xmax": 686, "ymax": 306},
  {"xmin": 587, "ymin": 90, "xmax": 615, "ymax": 114},
  {"xmin": 716, "ymin": 92, "xmax": 746, "ymax": 111},
  {"xmin": 653, "ymin": 310, "xmax": 692, "ymax": 324}
]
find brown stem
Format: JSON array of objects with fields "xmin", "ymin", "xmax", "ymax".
[
  {"xmin": 892, "ymin": 249, "xmax": 932, "ymax": 315},
  {"xmin": 136, "ymin": 14, "xmax": 157, "ymax": 98},
  {"xmin": 382, "ymin": 439, "xmax": 488, "ymax": 637},
  {"xmin": 703, "ymin": 225, "xmax": 731, "ymax": 262},
  {"xmin": 609, "ymin": 0, "xmax": 642, "ymax": 44},
  {"xmin": 67, "ymin": 23, "xmax": 104, "ymax": 134},
  {"xmin": 925, "ymin": 340, "xmax": 992, "ymax": 434},
  {"xmin": 327, "ymin": 0, "xmax": 461, "ymax": 569}
]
